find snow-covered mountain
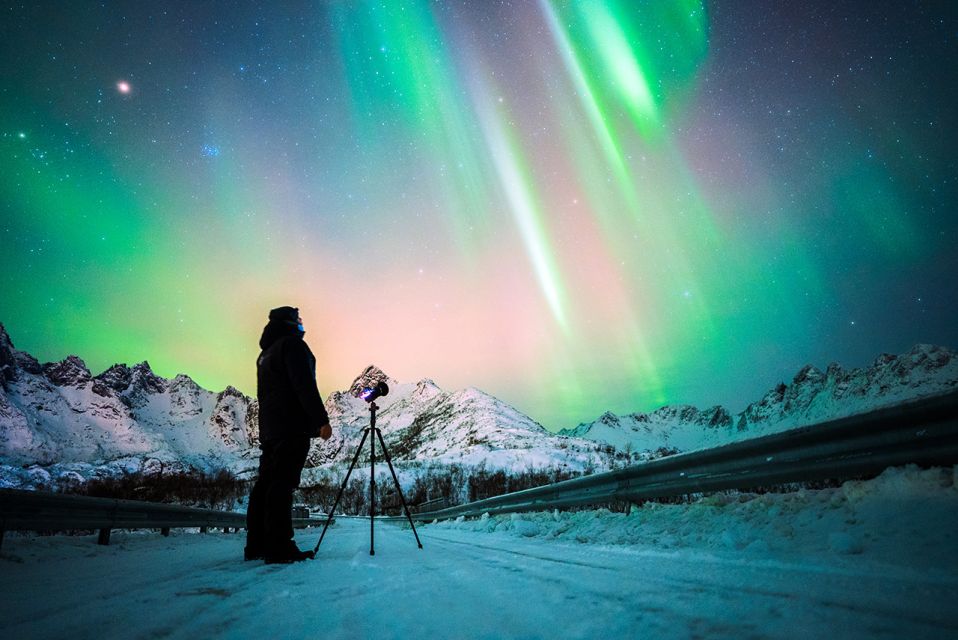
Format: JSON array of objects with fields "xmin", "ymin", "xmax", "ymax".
[
  {"xmin": 0, "ymin": 326, "xmax": 603, "ymax": 488},
  {"xmin": 560, "ymin": 344, "xmax": 958, "ymax": 452},
  {"xmin": 3, "ymin": 319, "xmax": 955, "ymax": 490},
  {"xmin": 0, "ymin": 324, "xmax": 260, "ymax": 488},
  {"xmin": 312, "ymin": 365, "xmax": 601, "ymax": 471}
]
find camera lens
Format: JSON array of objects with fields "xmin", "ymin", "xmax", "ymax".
[{"xmin": 359, "ymin": 380, "xmax": 389, "ymax": 402}]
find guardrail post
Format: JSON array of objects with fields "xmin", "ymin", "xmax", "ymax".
[
  {"xmin": 161, "ymin": 527, "xmax": 170, "ymax": 537},
  {"xmin": 200, "ymin": 526, "xmax": 207, "ymax": 534},
  {"xmin": 98, "ymin": 528, "xmax": 111, "ymax": 545},
  {"xmin": 0, "ymin": 527, "xmax": 5, "ymax": 551}
]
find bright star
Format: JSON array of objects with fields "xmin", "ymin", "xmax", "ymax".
[{"xmin": 116, "ymin": 80, "xmax": 131, "ymax": 94}]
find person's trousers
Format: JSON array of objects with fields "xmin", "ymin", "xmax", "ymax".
[{"xmin": 246, "ymin": 435, "xmax": 310, "ymax": 552}]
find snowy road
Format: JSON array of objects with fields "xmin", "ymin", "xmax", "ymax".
[{"xmin": 2, "ymin": 519, "xmax": 957, "ymax": 639}]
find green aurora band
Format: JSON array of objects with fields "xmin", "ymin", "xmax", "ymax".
[{"xmin": 1, "ymin": 1, "xmax": 954, "ymax": 428}]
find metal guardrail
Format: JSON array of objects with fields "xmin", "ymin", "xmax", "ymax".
[
  {"xmin": 404, "ymin": 390, "xmax": 958, "ymax": 521},
  {"xmin": 411, "ymin": 495, "xmax": 455, "ymax": 513},
  {"xmin": 0, "ymin": 490, "xmax": 319, "ymax": 549},
  {"xmin": 2, "ymin": 391, "xmax": 956, "ymax": 547}
]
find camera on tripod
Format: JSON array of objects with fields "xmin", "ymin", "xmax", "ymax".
[
  {"xmin": 314, "ymin": 376, "xmax": 422, "ymax": 556},
  {"xmin": 359, "ymin": 380, "xmax": 389, "ymax": 403}
]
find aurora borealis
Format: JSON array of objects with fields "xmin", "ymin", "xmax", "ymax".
[{"xmin": 1, "ymin": 1, "xmax": 956, "ymax": 429}]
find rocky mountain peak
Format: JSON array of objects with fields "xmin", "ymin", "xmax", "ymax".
[
  {"xmin": 649, "ymin": 404, "xmax": 709, "ymax": 425},
  {"xmin": 0, "ymin": 323, "xmax": 17, "ymax": 385},
  {"xmin": 412, "ymin": 378, "xmax": 442, "ymax": 401},
  {"xmin": 563, "ymin": 343, "xmax": 956, "ymax": 453},
  {"xmin": 217, "ymin": 385, "xmax": 246, "ymax": 401},
  {"xmin": 0, "ymin": 322, "xmax": 13, "ymax": 357},
  {"xmin": 900, "ymin": 343, "xmax": 952, "ymax": 369},
  {"xmin": 0, "ymin": 323, "xmax": 42, "ymax": 382},
  {"xmin": 702, "ymin": 405, "xmax": 733, "ymax": 428},
  {"xmin": 133, "ymin": 360, "xmax": 153, "ymax": 373},
  {"xmin": 209, "ymin": 385, "xmax": 252, "ymax": 448},
  {"xmin": 597, "ymin": 411, "xmax": 619, "ymax": 426},
  {"xmin": 42, "ymin": 355, "xmax": 92, "ymax": 387},
  {"xmin": 871, "ymin": 352, "xmax": 898, "ymax": 368},
  {"xmin": 735, "ymin": 343, "xmax": 957, "ymax": 432},
  {"xmin": 94, "ymin": 363, "xmax": 133, "ymax": 393},
  {"xmin": 348, "ymin": 364, "xmax": 392, "ymax": 397},
  {"xmin": 170, "ymin": 373, "xmax": 200, "ymax": 391},
  {"xmin": 792, "ymin": 364, "xmax": 825, "ymax": 386},
  {"xmin": 129, "ymin": 360, "xmax": 166, "ymax": 394}
]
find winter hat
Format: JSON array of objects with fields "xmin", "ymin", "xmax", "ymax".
[{"xmin": 268, "ymin": 306, "xmax": 300, "ymax": 325}]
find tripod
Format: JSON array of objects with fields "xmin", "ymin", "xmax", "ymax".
[{"xmin": 313, "ymin": 401, "xmax": 423, "ymax": 555}]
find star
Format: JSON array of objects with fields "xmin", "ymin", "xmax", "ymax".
[{"xmin": 116, "ymin": 80, "xmax": 131, "ymax": 95}]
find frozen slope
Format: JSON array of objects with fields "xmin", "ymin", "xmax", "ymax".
[{"xmin": 2, "ymin": 467, "xmax": 956, "ymax": 640}]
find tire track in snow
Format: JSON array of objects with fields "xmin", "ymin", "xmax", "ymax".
[{"xmin": 418, "ymin": 526, "xmax": 958, "ymax": 637}]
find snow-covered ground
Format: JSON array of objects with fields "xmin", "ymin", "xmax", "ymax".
[
  {"xmin": 2, "ymin": 465, "xmax": 956, "ymax": 639},
  {"xmin": 431, "ymin": 465, "xmax": 958, "ymax": 574}
]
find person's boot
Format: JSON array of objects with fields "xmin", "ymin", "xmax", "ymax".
[
  {"xmin": 264, "ymin": 541, "xmax": 314, "ymax": 564},
  {"xmin": 244, "ymin": 546, "xmax": 265, "ymax": 561}
]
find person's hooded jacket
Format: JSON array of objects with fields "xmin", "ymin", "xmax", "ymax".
[{"xmin": 256, "ymin": 310, "xmax": 330, "ymax": 443}]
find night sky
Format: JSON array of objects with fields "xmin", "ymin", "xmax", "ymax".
[{"xmin": 1, "ymin": 1, "xmax": 956, "ymax": 429}]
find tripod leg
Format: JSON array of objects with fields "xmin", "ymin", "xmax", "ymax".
[
  {"xmin": 375, "ymin": 428, "xmax": 424, "ymax": 549},
  {"xmin": 369, "ymin": 424, "xmax": 375, "ymax": 556},
  {"xmin": 313, "ymin": 429, "xmax": 370, "ymax": 554}
]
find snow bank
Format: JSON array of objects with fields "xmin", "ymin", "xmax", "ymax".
[{"xmin": 429, "ymin": 465, "xmax": 958, "ymax": 575}]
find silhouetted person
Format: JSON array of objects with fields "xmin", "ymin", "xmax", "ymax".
[{"xmin": 245, "ymin": 306, "xmax": 332, "ymax": 564}]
